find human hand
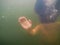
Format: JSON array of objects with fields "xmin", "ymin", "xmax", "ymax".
[{"xmin": 18, "ymin": 16, "xmax": 32, "ymax": 30}]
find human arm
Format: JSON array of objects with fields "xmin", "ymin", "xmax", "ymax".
[{"xmin": 18, "ymin": 16, "xmax": 40, "ymax": 35}]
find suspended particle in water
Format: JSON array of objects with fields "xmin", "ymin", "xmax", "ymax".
[
  {"xmin": 2, "ymin": 16, "xmax": 5, "ymax": 19},
  {"xmin": 8, "ymin": 7, "xmax": 10, "ymax": 10}
]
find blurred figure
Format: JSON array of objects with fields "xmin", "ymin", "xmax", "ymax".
[{"xmin": 18, "ymin": 0, "xmax": 60, "ymax": 45}]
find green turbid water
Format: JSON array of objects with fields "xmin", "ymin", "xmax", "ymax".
[{"xmin": 0, "ymin": 0, "xmax": 60, "ymax": 45}]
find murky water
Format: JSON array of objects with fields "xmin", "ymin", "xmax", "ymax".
[{"xmin": 0, "ymin": 0, "xmax": 60, "ymax": 45}]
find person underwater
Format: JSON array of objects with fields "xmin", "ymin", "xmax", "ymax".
[{"xmin": 18, "ymin": 0, "xmax": 60, "ymax": 44}]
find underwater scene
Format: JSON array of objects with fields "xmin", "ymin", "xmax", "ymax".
[{"xmin": 0, "ymin": 0, "xmax": 60, "ymax": 45}]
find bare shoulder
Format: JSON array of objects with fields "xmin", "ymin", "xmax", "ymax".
[
  {"xmin": 38, "ymin": 22, "xmax": 60, "ymax": 31},
  {"xmin": 42, "ymin": 22, "xmax": 60, "ymax": 26},
  {"xmin": 48, "ymin": 22, "xmax": 60, "ymax": 27},
  {"xmin": 34, "ymin": 22, "xmax": 60, "ymax": 30},
  {"xmin": 55, "ymin": 22, "xmax": 60, "ymax": 25},
  {"xmin": 30, "ymin": 22, "xmax": 60, "ymax": 35}
]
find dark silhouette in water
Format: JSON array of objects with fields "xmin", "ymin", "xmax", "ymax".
[{"xmin": 35, "ymin": 0, "xmax": 60, "ymax": 23}]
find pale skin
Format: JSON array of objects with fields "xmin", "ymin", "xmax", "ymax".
[
  {"xmin": 18, "ymin": 0, "xmax": 60, "ymax": 44},
  {"xmin": 18, "ymin": 16, "xmax": 59, "ymax": 35},
  {"xmin": 18, "ymin": 16, "xmax": 60, "ymax": 43},
  {"xmin": 18, "ymin": 0, "xmax": 58, "ymax": 35},
  {"xmin": 18, "ymin": 16, "xmax": 39, "ymax": 35}
]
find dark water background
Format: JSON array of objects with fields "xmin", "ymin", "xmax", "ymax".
[{"xmin": 0, "ymin": 0, "xmax": 60, "ymax": 45}]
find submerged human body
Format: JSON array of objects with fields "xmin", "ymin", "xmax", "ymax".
[
  {"xmin": 18, "ymin": 16, "xmax": 60, "ymax": 44},
  {"xmin": 18, "ymin": 0, "xmax": 60, "ymax": 45}
]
